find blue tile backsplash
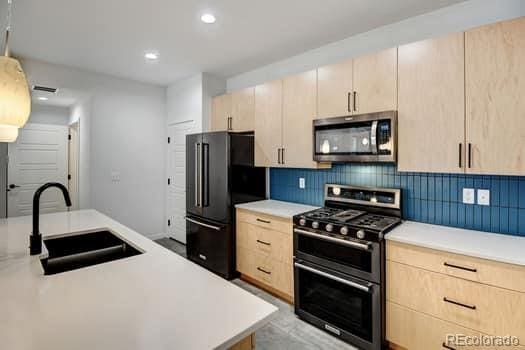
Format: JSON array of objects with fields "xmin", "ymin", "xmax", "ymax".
[{"xmin": 270, "ymin": 164, "xmax": 525, "ymax": 236}]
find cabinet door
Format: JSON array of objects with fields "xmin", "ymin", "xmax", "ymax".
[
  {"xmin": 466, "ymin": 17, "xmax": 525, "ymax": 175},
  {"xmin": 398, "ymin": 33, "xmax": 465, "ymax": 173},
  {"xmin": 210, "ymin": 94, "xmax": 231, "ymax": 131},
  {"xmin": 231, "ymin": 87, "xmax": 255, "ymax": 132},
  {"xmin": 282, "ymin": 70, "xmax": 319, "ymax": 169},
  {"xmin": 317, "ymin": 59, "xmax": 353, "ymax": 118},
  {"xmin": 254, "ymin": 80, "xmax": 283, "ymax": 167},
  {"xmin": 353, "ymin": 48, "xmax": 397, "ymax": 114}
]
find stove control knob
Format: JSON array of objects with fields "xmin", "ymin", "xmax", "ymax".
[
  {"xmin": 325, "ymin": 224, "xmax": 333, "ymax": 232},
  {"xmin": 357, "ymin": 229, "xmax": 366, "ymax": 239},
  {"xmin": 340, "ymin": 226, "xmax": 349, "ymax": 235},
  {"xmin": 299, "ymin": 218, "xmax": 306, "ymax": 226},
  {"xmin": 312, "ymin": 221, "xmax": 319, "ymax": 229}
]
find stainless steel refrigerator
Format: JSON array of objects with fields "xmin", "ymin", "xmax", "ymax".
[{"xmin": 185, "ymin": 131, "xmax": 266, "ymax": 279}]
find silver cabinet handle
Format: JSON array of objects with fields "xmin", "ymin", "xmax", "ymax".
[
  {"xmin": 185, "ymin": 217, "xmax": 221, "ymax": 231},
  {"xmin": 347, "ymin": 92, "xmax": 352, "ymax": 113},
  {"xmin": 468, "ymin": 143, "xmax": 472, "ymax": 168},
  {"xmin": 353, "ymin": 91, "xmax": 358, "ymax": 111},
  {"xmin": 282, "ymin": 148, "xmax": 285, "ymax": 164},
  {"xmin": 294, "ymin": 228, "xmax": 371, "ymax": 251},
  {"xmin": 294, "ymin": 262, "xmax": 371, "ymax": 292},
  {"xmin": 277, "ymin": 148, "xmax": 281, "ymax": 164}
]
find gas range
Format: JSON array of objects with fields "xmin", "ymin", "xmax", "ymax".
[{"xmin": 293, "ymin": 184, "xmax": 402, "ymax": 350}]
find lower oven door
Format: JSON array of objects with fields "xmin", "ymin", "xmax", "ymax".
[
  {"xmin": 294, "ymin": 260, "xmax": 382, "ymax": 350},
  {"xmin": 294, "ymin": 228, "xmax": 381, "ymax": 283}
]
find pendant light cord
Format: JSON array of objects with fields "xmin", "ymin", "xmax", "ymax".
[{"xmin": 3, "ymin": 0, "xmax": 13, "ymax": 56}]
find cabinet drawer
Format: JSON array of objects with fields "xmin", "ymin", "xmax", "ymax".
[
  {"xmin": 236, "ymin": 209, "xmax": 292, "ymax": 234},
  {"xmin": 387, "ymin": 261, "xmax": 525, "ymax": 339},
  {"xmin": 236, "ymin": 221, "xmax": 292, "ymax": 264},
  {"xmin": 237, "ymin": 247, "xmax": 293, "ymax": 296},
  {"xmin": 387, "ymin": 240, "xmax": 525, "ymax": 293},
  {"xmin": 387, "ymin": 302, "xmax": 524, "ymax": 350}
]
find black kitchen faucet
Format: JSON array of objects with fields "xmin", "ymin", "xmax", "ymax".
[{"xmin": 30, "ymin": 183, "xmax": 72, "ymax": 255}]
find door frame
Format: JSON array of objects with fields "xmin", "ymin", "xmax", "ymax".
[{"xmin": 68, "ymin": 121, "xmax": 80, "ymax": 210}]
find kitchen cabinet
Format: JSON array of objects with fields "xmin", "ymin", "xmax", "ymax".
[
  {"xmin": 282, "ymin": 70, "xmax": 320, "ymax": 168},
  {"xmin": 316, "ymin": 48, "xmax": 397, "ymax": 119},
  {"xmin": 254, "ymin": 73, "xmax": 330, "ymax": 169},
  {"xmin": 397, "ymin": 32, "xmax": 465, "ymax": 173},
  {"xmin": 353, "ymin": 47, "xmax": 397, "ymax": 114},
  {"xmin": 386, "ymin": 240, "xmax": 525, "ymax": 349},
  {"xmin": 211, "ymin": 87, "xmax": 255, "ymax": 132},
  {"xmin": 317, "ymin": 59, "xmax": 353, "ymax": 118},
  {"xmin": 465, "ymin": 17, "xmax": 525, "ymax": 175},
  {"xmin": 236, "ymin": 209, "xmax": 294, "ymax": 303},
  {"xmin": 254, "ymin": 80, "xmax": 283, "ymax": 167},
  {"xmin": 210, "ymin": 93, "xmax": 231, "ymax": 131}
]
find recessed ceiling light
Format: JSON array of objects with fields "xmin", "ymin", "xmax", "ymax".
[
  {"xmin": 201, "ymin": 13, "xmax": 216, "ymax": 24},
  {"xmin": 144, "ymin": 51, "xmax": 159, "ymax": 61},
  {"xmin": 37, "ymin": 97, "xmax": 48, "ymax": 101}
]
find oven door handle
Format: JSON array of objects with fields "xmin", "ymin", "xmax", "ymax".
[
  {"xmin": 294, "ymin": 228, "xmax": 371, "ymax": 251},
  {"xmin": 294, "ymin": 262, "xmax": 371, "ymax": 292}
]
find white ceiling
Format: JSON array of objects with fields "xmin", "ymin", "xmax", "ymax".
[{"xmin": 1, "ymin": 0, "xmax": 465, "ymax": 86}]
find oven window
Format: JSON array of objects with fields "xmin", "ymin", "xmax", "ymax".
[
  {"xmin": 298, "ymin": 266, "xmax": 373, "ymax": 342},
  {"xmin": 298, "ymin": 235, "xmax": 372, "ymax": 273}
]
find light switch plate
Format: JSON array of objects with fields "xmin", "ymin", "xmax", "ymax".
[
  {"xmin": 111, "ymin": 171, "xmax": 120, "ymax": 182},
  {"xmin": 299, "ymin": 178, "xmax": 305, "ymax": 189},
  {"xmin": 477, "ymin": 189, "xmax": 490, "ymax": 206},
  {"xmin": 463, "ymin": 188, "xmax": 475, "ymax": 204}
]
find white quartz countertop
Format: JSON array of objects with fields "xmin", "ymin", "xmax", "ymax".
[
  {"xmin": 386, "ymin": 221, "xmax": 525, "ymax": 266},
  {"xmin": 235, "ymin": 199, "xmax": 319, "ymax": 219},
  {"xmin": 0, "ymin": 210, "xmax": 277, "ymax": 350}
]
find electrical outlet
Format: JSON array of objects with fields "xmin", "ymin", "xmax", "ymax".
[
  {"xmin": 111, "ymin": 171, "xmax": 120, "ymax": 182},
  {"xmin": 299, "ymin": 177, "xmax": 305, "ymax": 189},
  {"xmin": 477, "ymin": 189, "xmax": 490, "ymax": 206},
  {"xmin": 462, "ymin": 188, "xmax": 475, "ymax": 204}
]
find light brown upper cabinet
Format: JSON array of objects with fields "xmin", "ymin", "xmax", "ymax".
[
  {"xmin": 398, "ymin": 33, "xmax": 465, "ymax": 173},
  {"xmin": 317, "ymin": 59, "xmax": 353, "ymax": 118},
  {"xmin": 254, "ymin": 72, "xmax": 330, "ymax": 169},
  {"xmin": 317, "ymin": 48, "xmax": 397, "ymax": 118},
  {"xmin": 465, "ymin": 17, "xmax": 525, "ymax": 175},
  {"xmin": 353, "ymin": 47, "xmax": 398, "ymax": 114},
  {"xmin": 282, "ymin": 70, "xmax": 321, "ymax": 168},
  {"xmin": 254, "ymin": 80, "xmax": 283, "ymax": 167},
  {"xmin": 210, "ymin": 93, "xmax": 231, "ymax": 131},
  {"xmin": 211, "ymin": 87, "xmax": 255, "ymax": 132}
]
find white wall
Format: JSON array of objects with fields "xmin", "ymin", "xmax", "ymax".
[
  {"xmin": 28, "ymin": 104, "xmax": 70, "ymax": 125},
  {"xmin": 166, "ymin": 73, "xmax": 225, "ymax": 130},
  {"xmin": 21, "ymin": 58, "xmax": 166, "ymax": 237},
  {"xmin": 227, "ymin": 0, "xmax": 525, "ymax": 90}
]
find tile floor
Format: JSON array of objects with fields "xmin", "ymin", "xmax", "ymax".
[{"xmin": 154, "ymin": 237, "xmax": 357, "ymax": 350}]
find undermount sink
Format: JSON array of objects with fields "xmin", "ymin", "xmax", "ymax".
[{"xmin": 40, "ymin": 230, "xmax": 143, "ymax": 275}]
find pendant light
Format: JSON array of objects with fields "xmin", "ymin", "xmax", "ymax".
[{"xmin": 0, "ymin": 0, "xmax": 30, "ymax": 142}]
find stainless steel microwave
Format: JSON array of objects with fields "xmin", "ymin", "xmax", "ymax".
[{"xmin": 313, "ymin": 111, "xmax": 397, "ymax": 163}]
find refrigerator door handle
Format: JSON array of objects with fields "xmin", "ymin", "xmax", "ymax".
[
  {"xmin": 185, "ymin": 217, "xmax": 222, "ymax": 231},
  {"xmin": 202, "ymin": 143, "xmax": 209, "ymax": 207},
  {"xmin": 194, "ymin": 143, "xmax": 201, "ymax": 207}
]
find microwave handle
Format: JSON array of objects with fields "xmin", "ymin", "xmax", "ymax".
[{"xmin": 371, "ymin": 121, "xmax": 378, "ymax": 154}]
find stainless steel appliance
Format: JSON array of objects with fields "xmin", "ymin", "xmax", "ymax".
[
  {"xmin": 186, "ymin": 131, "xmax": 266, "ymax": 280},
  {"xmin": 293, "ymin": 184, "xmax": 402, "ymax": 350},
  {"xmin": 313, "ymin": 111, "xmax": 397, "ymax": 163}
]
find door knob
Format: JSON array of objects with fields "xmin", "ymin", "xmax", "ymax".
[{"xmin": 8, "ymin": 184, "xmax": 20, "ymax": 189}]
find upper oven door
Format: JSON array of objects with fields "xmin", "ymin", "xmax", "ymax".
[
  {"xmin": 313, "ymin": 111, "xmax": 397, "ymax": 163},
  {"xmin": 294, "ymin": 228, "xmax": 381, "ymax": 284}
]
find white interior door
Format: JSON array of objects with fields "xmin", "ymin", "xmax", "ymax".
[
  {"xmin": 7, "ymin": 123, "xmax": 69, "ymax": 217},
  {"xmin": 167, "ymin": 121, "xmax": 198, "ymax": 243}
]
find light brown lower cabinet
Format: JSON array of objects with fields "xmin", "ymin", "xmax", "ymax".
[
  {"xmin": 236, "ymin": 209, "xmax": 294, "ymax": 303},
  {"xmin": 386, "ymin": 241, "xmax": 525, "ymax": 350},
  {"xmin": 229, "ymin": 334, "xmax": 255, "ymax": 350}
]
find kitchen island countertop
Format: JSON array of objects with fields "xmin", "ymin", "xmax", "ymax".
[{"xmin": 0, "ymin": 209, "xmax": 277, "ymax": 350}]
